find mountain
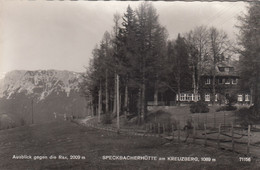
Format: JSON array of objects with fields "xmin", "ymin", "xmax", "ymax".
[{"xmin": 0, "ymin": 70, "xmax": 87, "ymax": 129}]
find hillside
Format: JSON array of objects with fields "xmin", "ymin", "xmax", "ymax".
[{"xmin": 0, "ymin": 70, "xmax": 87, "ymax": 128}]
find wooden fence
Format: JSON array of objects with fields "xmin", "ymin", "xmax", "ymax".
[{"xmin": 76, "ymin": 115, "xmax": 260, "ymax": 157}]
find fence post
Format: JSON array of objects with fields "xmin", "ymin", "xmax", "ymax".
[
  {"xmin": 163, "ymin": 123, "xmax": 165, "ymax": 134},
  {"xmin": 231, "ymin": 122, "xmax": 234, "ymax": 152},
  {"xmin": 204, "ymin": 123, "xmax": 207, "ymax": 147},
  {"xmin": 218, "ymin": 123, "xmax": 221, "ymax": 149},
  {"xmin": 247, "ymin": 125, "xmax": 251, "ymax": 155}
]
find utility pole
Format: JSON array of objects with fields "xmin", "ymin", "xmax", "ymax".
[
  {"xmin": 116, "ymin": 74, "xmax": 120, "ymax": 133},
  {"xmin": 31, "ymin": 99, "xmax": 34, "ymax": 124}
]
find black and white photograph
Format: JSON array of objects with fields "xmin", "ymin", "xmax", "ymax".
[{"xmin": 0, "ymin": 0, "xmax": 259, "ymax": 169}]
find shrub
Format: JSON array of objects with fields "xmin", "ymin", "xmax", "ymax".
[
  {"xmin": 216, "ymin": 105, "xmax": 237, "ymax": 112},
  {"xmin": 235, "ymin": 106, "xmax": 260, "ymax": 127},
  {"xmin": 190, "ymin": 101, "xmax": 209, "ymax": 113},
  {"xmin": 226, "ymin": 94, "xmax": 237, "ymax": 107},
  {"xmin": 102, "ymin": 113, "xmax": 112, "ymax": 124}
]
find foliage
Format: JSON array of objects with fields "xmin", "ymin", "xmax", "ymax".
[
  {"xmin": 190, "ymin": 101, "xmax": 209, "ymax": 113},
  {"xmin": 81, "ymin": 2, "xmax": 232, "ymax": 124},
  {"xmin": 237, "ymin": 2, "xmax": 260, "ymax": 116},
  {"xmin": 226, "ymin": 93, "xmax": 237, "ymax": 107},
  {"xmin": 216, "ymin": 106, "xmax": 237, "ymax": 112},
  {"xmin": 166, "ymin": 34, "xmax": 192, "ymax": 97},
  {"xmin": 235, "ymin": 106, "xmax": 260, "ymax": 127}
]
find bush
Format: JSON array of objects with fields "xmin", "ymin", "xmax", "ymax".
[
  {"xmin": 190, "ymin": 101, "xmax": 209, "ymax": 113},
  {"xmin": 235, "ymin": 106, "xmax": 260, "ymax": 128},
  {"xmin": 102, "ymin": 113, "xmax": 112, "ymax": 124},
  {"xmin": 216, "ymin": 105, "xmax": 237, "ymax": 112}
]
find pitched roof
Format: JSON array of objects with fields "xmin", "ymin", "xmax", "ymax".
[{"xmin": 201, "ymin": 59, "xmax": 239, "ymax": 77}]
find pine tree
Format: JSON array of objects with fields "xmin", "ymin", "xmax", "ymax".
[{"xmin": 237, "ymin": 2, "xmax": 260, "ymax": 116}]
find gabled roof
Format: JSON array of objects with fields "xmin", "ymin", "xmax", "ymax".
[{"xmin": 201, "ymin": 59, "xmax": 239, "ymax": 77}]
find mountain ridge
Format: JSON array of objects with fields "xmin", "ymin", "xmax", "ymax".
[
  {"xmin": 0, "ymin": 69, "xmax": 87, "ymax": 128},
  {"xmin": 0, "ymin": 69, "xmax": 84, "ymax": 100}
]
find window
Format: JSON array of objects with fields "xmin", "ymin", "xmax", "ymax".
[
  {"xmin": 237, "ymin": 95, "xmax": 243, "ymax": 102},
  {"xmin": 205, "ymin": 94, "xmax": 210, "ymax": 101},
  {"xmin": 205, "ymin": 78, "xmax": 211, "ymax": 85},
  {"xmin": 191, "ymin": 94, "xmax": 194, "ymax": 101},
  {"xmin": 229, "ymin": 67, "xmax": 234, "ymax": 72},
  {"xmin": 218, "ymin": 78, "xmax": 224, "ymax": 84},
  {"xmin": 225, "ymin": 68, "xmax": 229, "ymax": 72},
  {"xmin": 225, "ymin": 79, "xmax": 230, "ymax": 84},
  {"xmin": 219, "ymin": 67, "xmax": 225, "ymax": 72},
  {"xmin": 215, "ymin": 94, "xmax": 218, "ymax": 102},
  {"xmin": 187, "ymin": 94, "xmax": 193, "ymax": 101},
  {"xmin": 180, "ymin": 94, "xmax": 186, "ymax": 101},
  {"xmin": 245, "ymin": 94, "xmax": 250, "ymax": 101},
  {"xmin": 232, "ymin": 79, "xmax": 237, "ymax": 84}
]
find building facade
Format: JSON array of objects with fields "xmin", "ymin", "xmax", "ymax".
[{"xmin": 175, "ymin": 60, "xmax": 251, "ymax": 105}]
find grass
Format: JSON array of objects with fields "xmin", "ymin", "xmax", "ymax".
[
  {"xmin": 0, "ymin": 120, "xmax": 259, "ymax": 170},
  {"xmin": 147, "ymin": 106, "xmax": 239, "ymax": 128}
]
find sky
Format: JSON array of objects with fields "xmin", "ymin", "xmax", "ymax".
[{"xmin": 0, "ymin": 1, "xmax": 248, "ymax": 78}]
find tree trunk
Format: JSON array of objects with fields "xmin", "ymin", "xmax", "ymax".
[
  {"xmin": 196, "ymin": 75, "xmax": 200, "ymax": 101},
  {"xmin": 137, "ymin": 88, "xmax": 142, "ymax": 125},
  {"xmin": 177, "ymin": 77, "xmax": 181, "ymax": 106},
  {"xmin": 141, "ymin": 78, "xmax": 146, "ymax": 123},
  {"xmin": 192, "ymin": 65, "xmax": 198, "ymax": 102},
  {"xmin": 154, "ymin": 80, "xmax": 158, "ymax": 106},
  {"xmin": 124, "ymin": 84, "xmax": 128, "ymax": 119},
  {"xmin": 250, "ymin": 87, "xmax": 253, "ymax": 106},
  {"xmin": 212, "ymin": 54, "xmax": 216, "ymax": 105},
  {"xmin": 212, "ymin": 75, "xmax": 216, "ymax": 105},
  {"xmin": 105, "ymin": 69, "xmax": 109, "ymax": 113},
  {"xmin": 90, "ymin": 95, "xmax": 94, "ymax": 117},
  {"xmin": 113, "ymin": 72, "xmax": 117, "ymax": 114},
  {"xmin": 116, "ymin": 74, "xmax": 120, "ymax": 131},
  {"xmin": 141, "ymin": 52, "xmax": 146, "ymax": 123},
  {"xmin": 98, "ymin": 81, "xmax": 102, "ymax": 123}
]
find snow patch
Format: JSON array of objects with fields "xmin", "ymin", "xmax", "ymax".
[{"xmin": 0, "ymin": 70, "xmax": 82, "ymax": 101}]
